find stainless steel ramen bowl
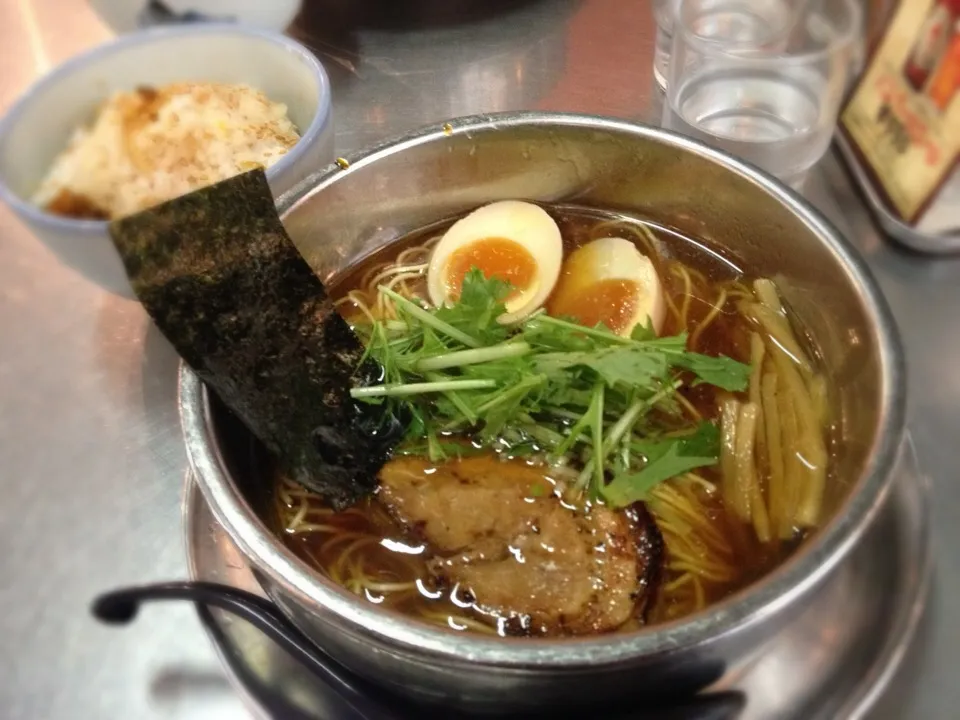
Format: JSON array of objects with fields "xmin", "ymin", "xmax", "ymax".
[{"xmin": 179, "ymin": 112, "xmax": 906, "ymax": 712}]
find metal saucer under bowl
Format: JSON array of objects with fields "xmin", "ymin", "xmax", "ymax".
[{"xmin": 182, "ymin": 434, "xmax": 932, "ymax": 720}]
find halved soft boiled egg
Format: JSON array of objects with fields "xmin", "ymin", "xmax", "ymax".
[
  {"xmin": 427, "ymin": 201, "xmax": 563, "ymax": 323},
  {"xmin": 547, "ymin": 236, "xmax": 666, "ymax": 336}
]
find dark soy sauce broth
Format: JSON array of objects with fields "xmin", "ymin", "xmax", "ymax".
[{"xmin": 272, "ymin": 204, "xmax": 827, "ymax": 635}]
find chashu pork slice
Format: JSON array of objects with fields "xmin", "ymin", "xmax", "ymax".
[{"xmin": 377, "ymin": 454, "xmax": 662, "ymax": 636}]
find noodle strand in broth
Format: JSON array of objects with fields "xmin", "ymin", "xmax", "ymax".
[{"xmin": 275, "ymin": 207, "xmax": 835, "ymax": 633}]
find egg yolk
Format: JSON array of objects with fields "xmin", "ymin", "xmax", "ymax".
[
  {"xmin": 444, "ymin": 237, "xmax": 537, "ymax": 300},
  {"xmin": 548, "ymin": 278, "xmax": 641, "ymax": 335}
]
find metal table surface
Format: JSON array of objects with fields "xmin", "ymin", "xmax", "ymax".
[{"xmin": 0, "ymin": 2, "xmax": 955, "ymax": 719}]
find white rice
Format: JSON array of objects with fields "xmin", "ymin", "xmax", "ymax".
[{"xmin": 32, "ymin": 82, "xmax": 300, "ymax": 219}]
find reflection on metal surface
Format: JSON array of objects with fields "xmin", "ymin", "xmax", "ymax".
[
  {"xmin": 183, "ymin": 433, "xmax": 931, "ymax": 720},
  {"xmin": 836, "ymin": 134, "xmax": 960, "ymax": 255},
  {"xmin": 0, "ymin": 1, "xmax": 957, "ymax": 718},
  {"xmin": 287, "ymin": 0, "xmax": 578, "ymax": 150},
  {"xmin": 137, "ymin": 1, "xmax": 235, "ymax": 28},
  {"xmin": 89, "ymin": 0, "xmax": 301, "ymax": 35},
  {"xmin": 13, "ymin": 0, "xmax": 50, "ymax": 74}
]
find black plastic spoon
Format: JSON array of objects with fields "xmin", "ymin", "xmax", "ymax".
[
  {"xmin": 92, "ymin": 581, "xmax": 745, "ymax": 720},
  {"xmin": 93, "ymin": 581, "xmax": 400, "ymax": 720}
]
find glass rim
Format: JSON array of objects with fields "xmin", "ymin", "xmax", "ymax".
[{"xmin": 673, "ymin": 0, "xmax": 863, "ymax": 66}]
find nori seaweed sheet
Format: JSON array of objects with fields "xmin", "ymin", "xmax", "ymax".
[{"xmin": 109, "ymin": 169, "xmax": 401, "ymax": 509}]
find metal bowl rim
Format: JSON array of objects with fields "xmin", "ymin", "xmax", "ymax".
[{"xmin": 179, "ymin": 110, "xmax": 907, "ymax": 667}]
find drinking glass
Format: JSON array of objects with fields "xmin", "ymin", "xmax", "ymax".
[
  {"xmin": 652, "ymin": 0, "xmax": 677, "ymax": 91},
  {"xmin": 653, "ymin": 0, "xmax": 794, "ymax": 92},
  {"xmin": 662, "ymin": 0, "xmax": 863, "ymax": 188}
]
